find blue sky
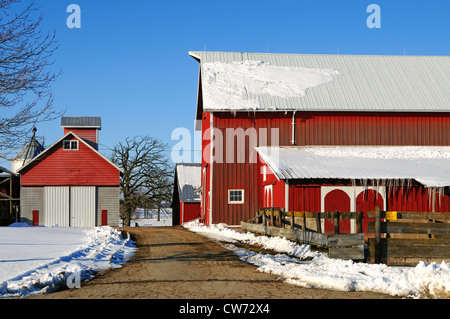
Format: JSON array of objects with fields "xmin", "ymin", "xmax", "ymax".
[{"xmin": 3, "ymin": 0, "xmax": 449, "ymax": 167}]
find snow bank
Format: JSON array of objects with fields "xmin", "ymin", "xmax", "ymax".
[
  {"xmin": 202, "ymin": 61, "xmax": 338, "ymax": 110},
  {"xmin": 184, "ymin": 220, "xmax": 450, "ymax": 298},
  {"xmin": 0, "ymin": 225, "xmax": 136, "ymax": 298}
]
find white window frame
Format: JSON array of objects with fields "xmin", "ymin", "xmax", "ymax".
[
  {"xmin": 63, "ymin": 140, "xmax": 79, "ymax": 150},
  {"xmin": 228, "ymin": 189, "xmax": 244, "ymax": 204}
]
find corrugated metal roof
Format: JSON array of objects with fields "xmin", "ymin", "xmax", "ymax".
[
  {"xmin": 61, "ymin": 116, "xmax": 101, "ymax": 128},
  {"xmin": 256, "ymin": 146, "xmax": 450, "ymax": 188},
  {"xmin": 176, "ymin": 163, "xmax": 201, "ymax": 202},
  {"xmin": 190, "ymin": 51, "xmax": 450, "ymax": 112}
]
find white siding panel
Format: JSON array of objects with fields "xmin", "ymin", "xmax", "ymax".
[
  {"xmin": 45, "ymin": 187, "xmax": 70, "ymax": 227},
  {"xmin": 71, "ymin": 186, "xmax": 96, "ymax": 227}
]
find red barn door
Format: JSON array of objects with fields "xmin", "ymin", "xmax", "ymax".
[
  {"xmin": 324, "ymin": 189, "xmax": 351, "ymax": 234},
  {"xmin": 356, "ymin": 189, "xmax": 384, "ymax": 234}
]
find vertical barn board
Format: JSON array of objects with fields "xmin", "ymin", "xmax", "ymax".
[
  {"xmin": 45, "ymin": 186, "xmax": 70, "ymax": 227},
  {"xmin": 70, "ymin": 186, "xmax": 96, "ymax": 227},
  {"xmin": 20, "ymin": 187, "xmax": 44, "ymax": 226},
  {"xmin": 97, "ymin": 187, "xmax": 120, "ymax": 226}
]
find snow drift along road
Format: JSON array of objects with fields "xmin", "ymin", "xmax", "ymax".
[{"xmin": 0, "ymin": 224, "xmax": 136, "ymax": 298}]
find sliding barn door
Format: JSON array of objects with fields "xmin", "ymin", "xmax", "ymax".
[
  {"xmin": 45, "ymin": 186, "xmax": 70, "ymax": 227},
  {"xmin": 70, "ymin": 186, "xmax": 96, "ymax": 227},
  {"xmin": 44, "ymin": 186, "xmax": 96, "ymax": 227}
]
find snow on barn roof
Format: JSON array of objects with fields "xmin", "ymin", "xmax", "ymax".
[
  {"xmin": 190, "ymin": 51, "xmax": 450, "ymax": 114},
  {"xmin": 255, "ymin": 146, "xmax": 450, "ymax": 188},
  {"xmin": 175, "ymin": 163, "xmax": 201, "ymax": 202}
]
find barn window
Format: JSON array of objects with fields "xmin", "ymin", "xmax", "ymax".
[
  {"xmin": 63, "ymin": 140, "xmax": 79, "ymax": 150},
  {"xmin": 228, "ymin": 189, "xmax": 244, "ymax": 204}
]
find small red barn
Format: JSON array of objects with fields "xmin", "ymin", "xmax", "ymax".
[
  {"xmin": 172, "ymin": 163, "xmax": 201, "ymax": 225},
  {"xmin": 17, "ymin": 117, "xmax": 122, "ymax": 227},
  {"xmin": 189, "ymin": 51, "xmax": 450, "ymax": 226}
]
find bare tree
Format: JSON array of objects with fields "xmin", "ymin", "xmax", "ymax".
[
  {"xmin": 112, "ymin": 136, "xmax": 174, "ymax": 226},
  {"xmin": 0, "ymin": 0, "xmax": 61, "ymax": 158}
]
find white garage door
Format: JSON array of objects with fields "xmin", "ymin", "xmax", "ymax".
[
  {"xmin": 45, "ymin": 187, "xmax": 70, "ymax": 227},
  {"xmin": 71, "ymin": 186, "xmax": 96, "ymax": 227},
  {"xmin": 44, "ymin": 186, "xmax": 96, "ymax": 227}
]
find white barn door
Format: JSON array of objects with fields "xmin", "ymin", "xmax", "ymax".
[
  {"xmin": 44, "ymin": 186, "xmax": 96, "ymax": 227},
  {"xmin": 45, "ymin": 186, "xmax": 70, "ymax": 227},
  {"xmin": 71, "ymin": 186, "xmax": 96, "ymax": 227}
]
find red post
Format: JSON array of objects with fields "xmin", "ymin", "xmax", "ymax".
[
  {"xmin": 101, "ymin": 210, "xmax": 108, "ymax": 226},
  {"xmin": 32, "ymin": 210, "xmax": 39, "ymax": 226}
]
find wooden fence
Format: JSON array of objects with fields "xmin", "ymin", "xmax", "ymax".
[
  {"xmin": 241, "ymin": 207, "xmax": 450, "ymax": 266},
  {"xmin": 241, "ymin": 208, "xmax": 365, "ymax": 261},
  {"xmin": 366, "ymin": 207, "xmax": 450, "ymax": 266}
]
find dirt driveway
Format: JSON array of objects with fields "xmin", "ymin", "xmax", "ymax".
[{"xmin": 33, "ymin": 226, "xmax": 395, "ymax": 299}]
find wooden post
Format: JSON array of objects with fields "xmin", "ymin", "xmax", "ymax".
[
  {"xmin": 315, "ymin": 213, "xmax": 321, "ymax": 233},
  {"xmin": 262, "ymin": 210, "xmax": 267, "ymax": 226},
  {"xmin": 375, "ymin": 206, "xmax": 381, "ymax": 263},
  {"xmin": 333, "ymin": 211, "xmax": 340, "ymax": 234},
  {"xmin": 280, "ymin": 209, "xmax": 285, "ymax": 228},
  {"xmin": 270, "ymin": 208, "xmax": 274, "ymax": 227},
  {"xmin": 356, "ymin": 211, "xmax": 363, "ymax": 234},
  {"xmin": 302, "ymin": 212, "xmax": 307, "ymax": 231},
  {"xmin": 291, "ymin": 212, "xmax": 295, "ymax": 230}
]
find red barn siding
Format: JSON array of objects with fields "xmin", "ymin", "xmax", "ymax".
[
  {"xmin": 181, "ymin": 202, "xmax": 201, "ymax": 224},
  {"xmin": 204, "ymin": 111, "xmax": 450, "ymax": 225},
  {"xmin": 289, "ymin": 185, "xmax": 321, "ymax": 212},
  {"xmin": 63, "ymin": 128, "xmax": 99, "ymax": 149},
  {"xmin": 387, "ymin": 186, "xmax": 450, "ymax": 212},
  {"xmin": 21, "ymin": 136, "xmax": 119, "ymax": 186},
  {"xmin": 212, "ymin": 111, "xmax": 450, "ymax": 146}
]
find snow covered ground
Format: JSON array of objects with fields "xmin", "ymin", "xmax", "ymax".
[
  {"xmin": 129, "ymin": 208, "xmax": 172, "ymax": 227},
  {"xmin": 0, "ymin": 223, "xmax": 136, "ymax": 298},
  {"xmin": 184, "ymin": 220, "xmax": 450, "ymax": 299},
  {"xmin": 1, "ymin": 216, "xmax": 448, "ymax": 299}
]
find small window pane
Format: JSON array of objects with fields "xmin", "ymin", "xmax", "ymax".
[
  {"xmin": 63, "ymin": 140, "xmax": 78, "ymax": 150},
  {"xmin": 228, "ymin": 189, "xmax": 244, "ymax": 204},
  {"xmin": 63, "ymin": 140, "xmax": 71, "ymax": 149}
]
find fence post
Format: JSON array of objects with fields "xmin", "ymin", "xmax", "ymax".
[
  {"xmin": 315, "ymin": 213, "xmax": 322, "ymax": 233},
  {"xmin": 280, "ymin": 209, "xmax": 285, "ymax": 228},
  {"xmin": 375, "ymin": 206, "xmax": 381, "ymax": 263},
  {"xmin": 291, "ymin": 212, "xmax": 295, "ymax": 230},
  {"xmin": 302, "ymin": 212, "xmax": 307, "ymax": 231},
  {"xmin": 356, "ymin": 211, "xmax": 363, "ymax": 234},
  {"xmin": 270, "ymin": 208, "xmax": 274, "ymax": 227},
  {"xmin": 333, "ymin": 211, "xmax": 340, "ymax": 234}
]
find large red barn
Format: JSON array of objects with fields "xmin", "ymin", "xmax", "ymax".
[
  {"xmin": 17, "ymin": 117, "xmax": 122, "ymax": 227},
  {"xmin": 189, "ymin": 51, "xmax": 450, "ymax": 227}
]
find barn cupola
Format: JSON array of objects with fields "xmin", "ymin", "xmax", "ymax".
[{"xmin": 61, "ymin": 116, "xmax": 101, "ymax": 150}]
